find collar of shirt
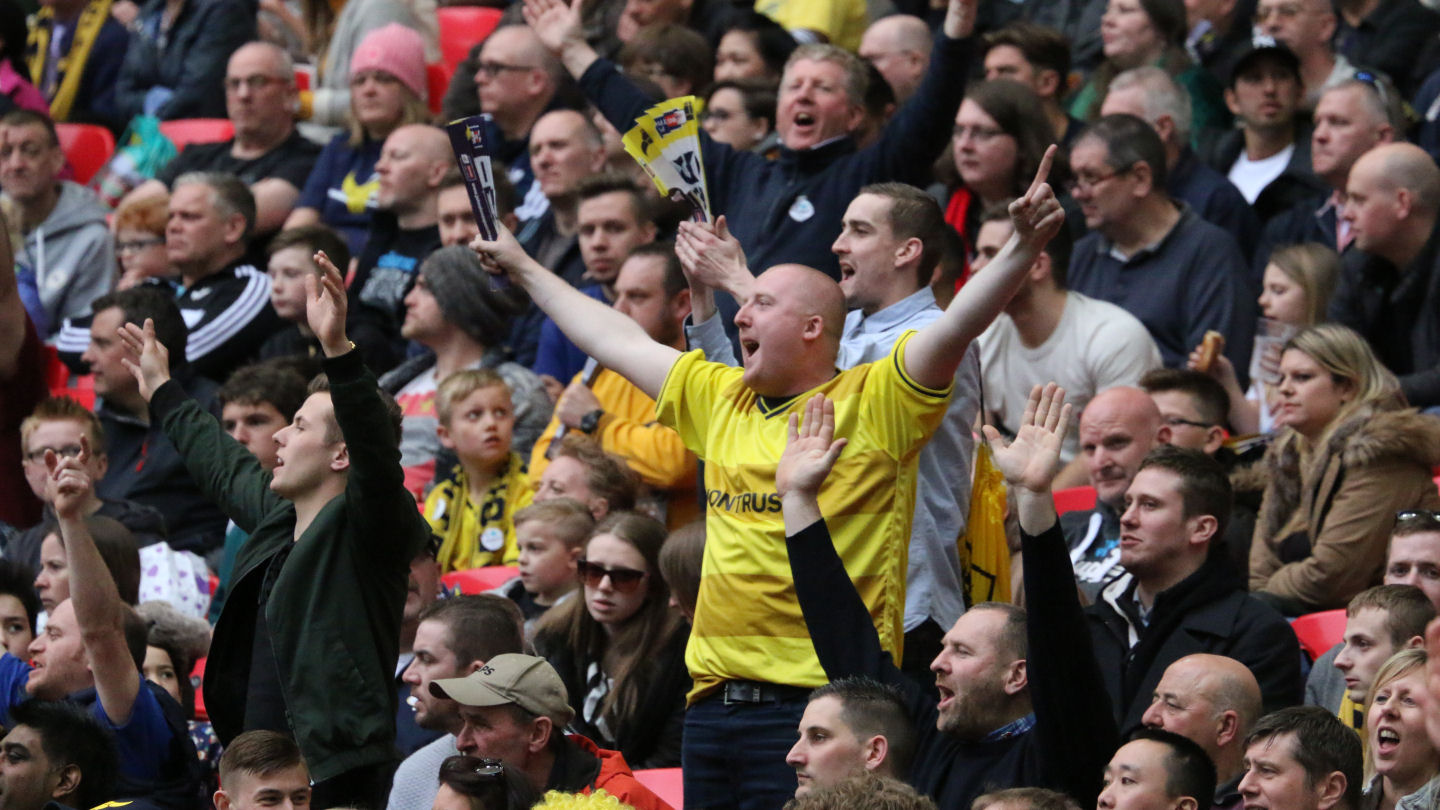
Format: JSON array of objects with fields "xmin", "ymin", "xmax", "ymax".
[
  {"xmin": 982, "ymin": 712, "xmax": 1037, "ymax": 743},
  {"xmin": 1098, "ymin": 203, "xmax": 1191, "ymax": 264},
  {"xmin": 838, "ymin": 286, "xmax": 940, "ymax": 367}
]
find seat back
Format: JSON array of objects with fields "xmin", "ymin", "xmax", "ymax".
[
  {"xmin": 426, "ymin": 63, "xmax": 449, "ymax": 116},
  {"xmin": 55, "ymin": 123, "xmax": 116, "ymax": 185},
  {"xmin": 436, "ymin": 7, "xmax": 503, "ymax": 74},
  {"xmin": 1053, "ymin": 485, "xmax": 1098, "ymax": 515},
  {"xmin": 1292, "ymin": 609, "xmax": 1348, "ymax": 662},
  {"xmin": 440, "ymin": 566, "xmax": 520, "ymax": 594},
  {"xmin": 633, "ymin": 768, "xmax": 683, "ymax": 808},
  {"xmin": 157, "ymin": 119, "xmax": 235, "ymax": 152}
]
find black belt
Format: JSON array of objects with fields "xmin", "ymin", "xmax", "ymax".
[{"xmin": 720, "ymin": 680, "xmax": 811, "ymax": 705}]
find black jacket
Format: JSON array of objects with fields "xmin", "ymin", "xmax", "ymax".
[
  {"xmin": 1328, "ymin": 227, "xmax": 1440, "ymax": 407},
  {"xmin": 155, "ymin": 349, "xmax": 428, "ymax": 781},
  {"xmin": 1196, "ymin": 124, "xmax": 1326, "ymax": 225},
  {"xmin": 1086, "ymin": 556, "xmax": 1302, "ymax": 732},
  {"xmin": 114, "ymin": 0, "xmax": 254, "ymax": 120},
  {"xmin": 790, "ymin": 519, "xmax": 1116, "ymax": 808}
]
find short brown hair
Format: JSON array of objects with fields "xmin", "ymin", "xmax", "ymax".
[
  {"xmin": 973, "ymin": 788, "xmax": 1082, "ymax": 810},
  {"xmin": 38, "ymin": 515, "xmax": 140, "ymax": 605},
  {"xmin": 982, "ymin": 22, "xmax": 1071, "ymax": 82},
  {"xmin": 22, "ymin": 397, "xmax": 107, "ymax": 455},
  {"xmin": 513, "ymin": 498, "xmax": 595, "ymax": 550},
  {"xmin": 859, "ymin": 182, "xmax": 946, "ymax": 287},
  {"xmin": 552, "ymin": 434, "xmax": 639, "ymax": 513},
  {"xmin": 218, "ymin": 730, "xmax": 307, "ymax": 787},
  {"xmin": 267, "ymin": 225, "xmax": 351, "ymax": 277},
  {"xmin": 1347, "ymin": 585, "xmax": 1437, "ymax": 646},
  {"xmin": 417, "ymin": 595, "xmax": 524, "ymax": 666},
  {"xmin": 657, "ymin": 520, "xmax": 704, "ymax": 618},
  {"xmin": 619, "ymin": 24, "xmax": 714, "ymax": 95},
  {"xmin": 1136, "ymin": 445, "xmax": 1232, "ymax": 542}
]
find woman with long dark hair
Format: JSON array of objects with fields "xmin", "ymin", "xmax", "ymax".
[{"xmin": 533, "ymin": 513, "xmax": 689, "ymax": 769}]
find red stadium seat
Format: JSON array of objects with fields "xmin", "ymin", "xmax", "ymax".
[
  {"xmin": 191, "ymin": 656, "xmax": 207, "ymax": 721},
  {"xmin": 633, "ymin": 768, "xmax": 683, "ymax": 808},
  {"xmin": 426, "ymin": 63, "xmax": 449, "ymax": 116},
  {"xmin": 1053, "ymin": 485, "xmax": 1097, "ymax": 515},
  {"xmin": 436, "ymin": 7, "xmax": 503, "ymax": 74},
  {"xmin": 1292, "ymin": 609, "xmax": 1347, "ymax": 662},
  {"xmin": 158, "ymin": 119, "xmax": 234, "ymax": 152},
  {"xmin": 54, "ymin": 123, "xmax": 116, "ymax": 185},
  {"xmin": 441, "ymin": 566, "xmax": 520, "ymax": 594}
]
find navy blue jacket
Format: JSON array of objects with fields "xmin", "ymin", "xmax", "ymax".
[
  {"xmin": 578, "ymin": 33, "xmax": 974, "ymax": 280},
  {"xmin": 1068, "ymin": 206, "xmax": 1256, "ymax": 375},
  {"xmin": 1168, "ymin": 148, "xmax": 1261, "ymax": 268}
]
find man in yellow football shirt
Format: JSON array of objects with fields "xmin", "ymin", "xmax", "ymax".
[{"xmin": 469, "ymin": 149, "xmax": 1063, "ymax": 809}]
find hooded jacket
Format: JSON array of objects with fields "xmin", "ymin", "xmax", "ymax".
[
  {"xmin": 21, "ymin": 181, "xmax": 114, "ymax": 335},
  {"xmin": 1249, "ymin": 404, "xmax": 1440, "ymax": 612}
]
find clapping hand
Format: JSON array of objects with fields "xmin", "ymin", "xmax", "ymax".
[
  {"xmin": 982, "ymin": 383, "xmax": 1071, "ymax": 494},
  {"xmin": 676, "ymin": 216, "xmax": 753, "ymax": 299},
  {"xmin": 521, "ymin": 0, "xmax": 585, "ymax": 55}
]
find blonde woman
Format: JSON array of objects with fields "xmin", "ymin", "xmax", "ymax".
[
  {"xmin": 1363, "ymin": 649, "xmax": 1439, "ymax": 810},
  {"xmin": 1192, "ymin": 242, "xmax": 1340, "ymax": 435},
  {"xmin": 1250, "ymin": 325, "xmax": 1440, "ymax": 614}
]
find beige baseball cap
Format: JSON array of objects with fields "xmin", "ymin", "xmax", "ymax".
[{"xmin": 429, "ymin": 653, "xmax": 575, "ymax": 726}]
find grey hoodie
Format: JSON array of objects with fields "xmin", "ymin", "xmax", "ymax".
[{"xmin": 22, "ymin": 181, "xmax": 115, "ymax": 337}]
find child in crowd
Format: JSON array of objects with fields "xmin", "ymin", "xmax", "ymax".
[
  {"xmin": 493, "ymin": 498, "xmax": 594, "ymax": 637},
  {"xmin": 425, "ymin": 369, "xmax": 533, "ymax": 573}
]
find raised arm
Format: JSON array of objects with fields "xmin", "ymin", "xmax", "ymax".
[
  {"xmin": 985, "ymin": 384, "xmax": 1116, "ymax": 803},
  {"xmin": 522, "ymin": 0, "xmax": 599, "ymax": 83},
  {"xmin": 47, "ymin": 442, "xmax": 141, "ymax": 725},
  {"xmin": 676, "ymin": 216, "xmax": 754, "ymax": 327},
  {"xmin": 471, "ymin": 226, "xmax": 680, "ymax": 399},
  {"xmin": 903, "ymin": 146, "xmax": 1065, "ymax": 391}
]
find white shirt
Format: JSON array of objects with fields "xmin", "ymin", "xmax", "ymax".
[{"xmin": 1228, "ymin": 143, "xmax": 1296, "ymax": 203}]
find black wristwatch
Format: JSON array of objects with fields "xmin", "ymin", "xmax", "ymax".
[{"xmin": 580, "ymin": 409, "xmax": 605, "ymax": 434}]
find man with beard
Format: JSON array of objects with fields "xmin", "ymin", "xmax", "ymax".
[
  {"xmin": 387, "ymin": 596, "xmax": 525, "ymax": 810},
  {"xmin": 778, "ymin": 392, "xmax": 1116, "ymax": 810}
]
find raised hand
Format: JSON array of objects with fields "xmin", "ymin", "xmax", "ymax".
[
  {"xmin": 776, "ymin": 394, "xmax": 848, "ymax": 500},
  {"xmin": 676, "ymin": 216, "xmax": 753, "ymax": 299},
  {"xmin": 470, "ymin": 223, "xmax": 536, "ymax": 284},
  {"xmin": 982, "ymin": 383, "xmax": 1071, "ymax": 494},
  {"xmin": 1008, "ymin": 145, "xmax": 1065, "ymax": 250},
  {"xmin": 943, "ymin": 0, "xmax": 980, "ymax": 38},
  {"xmin": 117, "ymin": 318, "xmax": 172, "ymax": 402},
  {"xmin": 307, "ymin": 250, "xmax": 350, "ymax": 357},
  {"xmin": 521, "ymin": 0, "xmax": 585, "ymax": 56},
  {"xmin": 45, "ymin": 436, "xmax": 94, "ymax": 521}
]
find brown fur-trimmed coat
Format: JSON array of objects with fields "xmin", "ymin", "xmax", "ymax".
[{"xmin": 1249, "ymin": 404, "xmax": 1440, "ymax": 612}]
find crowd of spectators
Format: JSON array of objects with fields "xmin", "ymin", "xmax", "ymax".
[{"xmin": 9, "ymin": 0, "xmax": 1440, "ymax": 808}]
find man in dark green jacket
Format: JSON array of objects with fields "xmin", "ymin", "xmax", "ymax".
[{"xmin": 115, "ymin": 250, "xmax": 429, "ymax": 809}]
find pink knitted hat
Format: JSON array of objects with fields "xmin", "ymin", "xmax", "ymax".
[{"xmin": 350, "ymin": 23, "xmax": 428, "ymax": 101}]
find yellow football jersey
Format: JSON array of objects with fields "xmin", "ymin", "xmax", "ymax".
[{"xmin": 656, "ymin": 331, "xmax": 950, "ymax": 700}]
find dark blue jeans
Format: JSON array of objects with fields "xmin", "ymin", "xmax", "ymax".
[{"xmin": 682, "ymin": 692, "xmax": 807, "ymax": 810}]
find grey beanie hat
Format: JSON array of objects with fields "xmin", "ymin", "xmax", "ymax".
[{"xmin": 417, "ymin": 246, "xmax": 521, "ymax": 348}]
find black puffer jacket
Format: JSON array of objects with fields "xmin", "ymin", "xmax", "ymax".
[{"xmin": 114, "ymin": 0, "xmax": 255, "ymax": 121}]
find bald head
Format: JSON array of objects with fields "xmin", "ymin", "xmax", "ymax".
[
  {"xmin": 766, "ymin": 263, "xmax": 847, "ymax": 345},
  {"xmin": 859, "ymin": 15, "xmax": 932, "ymax": 102},
  {"xmin": 1078, "ymin": 387, "xmax": 1167, "ymax": 509},
  {"xmin": 1142, "ymin": 654, "xmax": 1261, "ymax": 780},
  {"xmin": 1345, "ymin": 142, "xmax": 1440, "ymax": 265},
  {"xmin": 376, "ymin": 125, "xmax": 452, "ymax": 215}
]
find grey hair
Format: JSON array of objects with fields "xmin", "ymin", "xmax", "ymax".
[
  {"xmin": 1109, "ymin": 66, "xmax": 1191, "ymax": 144},
  {"xmin": 172, "ymin": 171, "xmax": 257, "ymax": 242}
]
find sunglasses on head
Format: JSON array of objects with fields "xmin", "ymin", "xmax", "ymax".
[
  {"xmin": 576, "ymin": 559, "xmax": 646, "ymax": 592},
  {"xmin": 1396, "ymin": 509, "xmax": 1440, "ymax": 528}
]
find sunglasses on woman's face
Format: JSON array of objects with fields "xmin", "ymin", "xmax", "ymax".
[{"xmin": 576, "ymin": 559, "xmax": 646, "ymax": 592}]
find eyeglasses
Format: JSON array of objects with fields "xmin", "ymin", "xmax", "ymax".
[
  {"xmin": 952, "ymin": 124, "xmax": 1007, "ymax": 142},
  {"xmin": 1067, "ymin": 165, "xmax": 1133, "ymax": 194},
  {"xmin": 1163, "ymin": 416, "xmax": 1214, "ymax": 430},
  {"xmin": 475, "ymin": 61, "xmax": 536, "ymax": 78},
  {"xmin": 24, "ymin": 445, "xmax": 83, "ymax": 464},
  {"xmin": 116, "ymin": 237, "xmax": 164, "ymax": 254},
  {"xmin": 576, "ymin": 559, "xmax": 646, "ymax": 592},
  {"xmin": 224, "ymin": 75, "xmax": 289, "ymax": 93},
  {"xmin": 701, "ymin": 108, "xmax": 736, "ymax": 124}
]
